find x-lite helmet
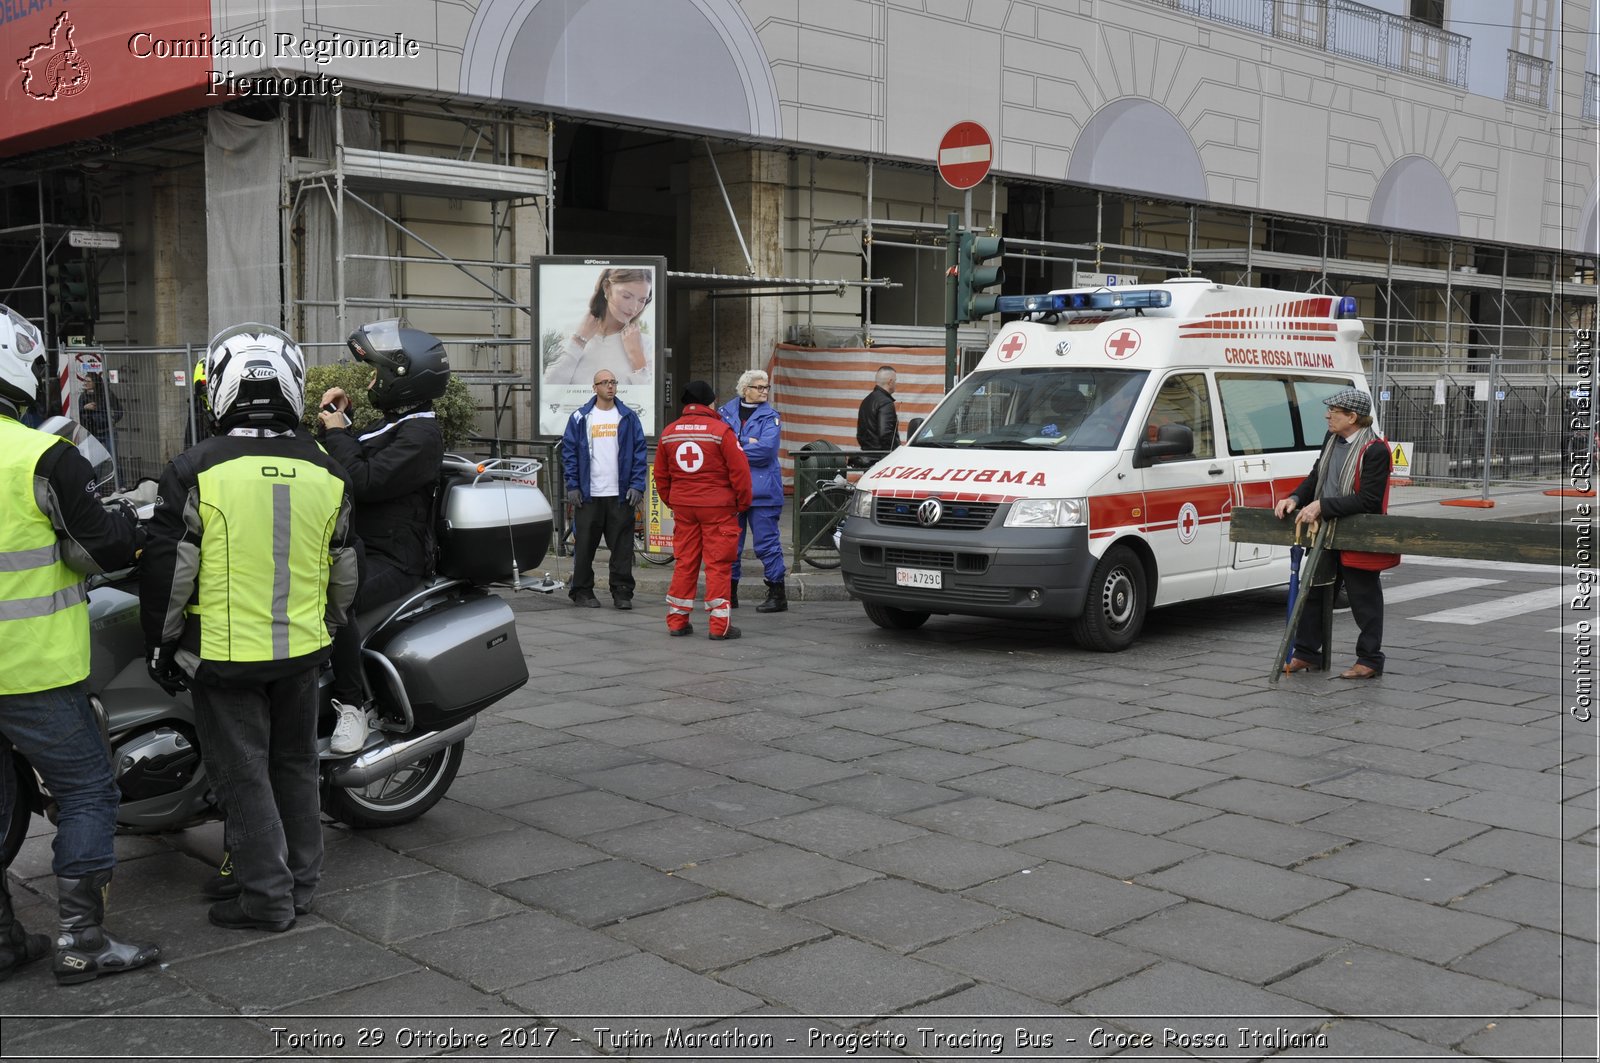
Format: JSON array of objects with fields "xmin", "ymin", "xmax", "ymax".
[
  {"xmin": 0, "ymin": 304, "xmax": 45, "ymax": 413},
  {"xmin": 347, "ymin": 319, "xmax": 450, "ymax": 411},
  {"xmin": 205, "ymin": 323, "xmax": 307, "ymax": 431}
]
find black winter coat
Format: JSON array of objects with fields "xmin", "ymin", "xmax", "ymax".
[
  {"xmin": 320, "ymin": 407, "xmax": 444, "ymax": 578},
  {"xmin": 856, "ymin": 385, "xmax": 898, "ymax": 451}
]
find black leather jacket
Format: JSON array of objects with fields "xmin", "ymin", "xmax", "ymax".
[
  {"xmin": 856, "ymin": 385, "xmax": 898, "ymax": 451},
  {"xmin": 320, "ymin": 406, "xmax": 443, "ymax": 577}
]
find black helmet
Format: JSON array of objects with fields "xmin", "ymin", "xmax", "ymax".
[{"xmin": 347, "ymin": 319, "xmax": 450, "ymax": 411}]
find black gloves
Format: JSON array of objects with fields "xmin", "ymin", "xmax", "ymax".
[
  {"xmin": 624, "ymin": 488, "xmax": 644, "ymax": 508},
  {"xmin": 565, "ymin": 488, "xmax": 584, "ymax": 508},
  {"xmin": 146, "ymin": 645, "xmax": 187, "ymax": 696}
]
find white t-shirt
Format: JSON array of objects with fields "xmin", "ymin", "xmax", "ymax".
[{"xmin": 586, "ymin": 406, "xmax": 622, "ymax": 497}]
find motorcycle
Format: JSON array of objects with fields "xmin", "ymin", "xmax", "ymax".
[{"xmin": 2, "ymin": 439, "xmax": 552, "ymax": 865}]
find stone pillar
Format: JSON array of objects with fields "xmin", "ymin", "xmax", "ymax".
[
  {"xmin": 147, "ymin": 166, "xmax": 209, "ymax": 465},
  {"xmin": 685, "ymin": 146, "xmax": 785, "ymax": 398},
  {"xmin": 507, "ymin": 119, "xmax": 551, "ymax": 441}
]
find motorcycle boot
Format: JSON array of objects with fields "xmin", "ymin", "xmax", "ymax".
[
  {"xmin": 756, "ymin": 580, "xmax": 788, "ymax": 613},
  {"xmin": 54, "ymin": 870, "xmax": 160, "ymax": 985},
  {"xmin": 1, "ymin": 877, "xmax": 49, "ymax": 982},
  {"xmin": 729, "ymin": 580, "xmax": 739, "ymax": 608}
]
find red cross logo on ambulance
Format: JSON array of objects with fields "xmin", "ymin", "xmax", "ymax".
[
  {"xmin": 996, "ymin": 332, "xmax": 1027, "ymax": 362},
  {"xmin": 1176, "ymin": 502, "xmax": 1201, "ymax": 544},
  {"xmin": 674, "ymin": 441, "xmax": 705, "ymax": 473},
  {"xmin": 1105, "ymin": 328, "xmax": 1141, "ymax": 360}
]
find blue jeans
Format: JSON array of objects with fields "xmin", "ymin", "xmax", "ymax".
[
  {"xmin": 0, "ymin": 683, "xmax": 119, "ymax": 877},
  {"xmin": 191, "ymin": 669, "xmax": 322, "ymax": 921}
]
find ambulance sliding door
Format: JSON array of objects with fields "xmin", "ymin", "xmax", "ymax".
[{"xmin": 1216, "ymin": 374, "xmax": 1358, "ymax": 593}]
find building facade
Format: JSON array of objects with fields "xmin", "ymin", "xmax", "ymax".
[{"xmin": 1, "ymin": 0, "xmax": 1594, "ymax": 476}]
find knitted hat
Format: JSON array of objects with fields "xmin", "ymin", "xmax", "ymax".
[
  {"xmin": 1323, "ymin": 386, "xmax": 1371, "ymax": 416},
  {"xmin": 681, "ymin": 380, "xmax": 716, "ymax": 407}
]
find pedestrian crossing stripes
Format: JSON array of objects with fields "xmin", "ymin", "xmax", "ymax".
[
  {"xmin": 1412, "ymin": 586, "xmax": 1569, "ymax": 625},
  {"xmin": 1383, "ymin": 577, "xmax": 1502, "ymax": 604}
]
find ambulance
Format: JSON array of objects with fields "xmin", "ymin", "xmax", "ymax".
[{"xmin": 839, "ymin": 278, "xmax": 1375, "ymax": 650}]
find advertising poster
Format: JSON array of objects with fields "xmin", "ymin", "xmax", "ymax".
[{"xmin": 534, "ymin": 255, "xmax": 665, "ymax": 438}]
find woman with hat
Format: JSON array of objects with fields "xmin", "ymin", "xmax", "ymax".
[{"xmin": 1273, "ymin": 386, "xmax": 1397, "ymax": 679}]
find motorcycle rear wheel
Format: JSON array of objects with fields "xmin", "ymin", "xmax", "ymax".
[{"xmin": 322, "ymin": 740, "xmax": 464, "ymax": 829}]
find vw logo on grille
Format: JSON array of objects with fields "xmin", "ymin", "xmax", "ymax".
[{"xmin": 916, "ymin": 497, "xmax": 943, "ymax": 526}]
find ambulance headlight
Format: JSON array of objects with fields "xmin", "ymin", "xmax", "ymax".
[
  {"xmin": 849, "ymin": 487, "xmax": 874, "ymax": 518},
  {"xmin": 1004, "ymin": 498, "xmax": 1085, "ymax": 528}
]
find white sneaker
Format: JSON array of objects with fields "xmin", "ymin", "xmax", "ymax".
[{"xmin": 330, "ymin": 699, "xmax": 369, "ymax": 754}]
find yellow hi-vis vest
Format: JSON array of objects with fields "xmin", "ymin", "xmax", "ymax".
[
  {"xmin": 0, "ymin": 417, "xmax": 89, "ymax": 695},
  {"xmin": 190, "ymin": 453, "xmax": 345, "ymax": 663}
]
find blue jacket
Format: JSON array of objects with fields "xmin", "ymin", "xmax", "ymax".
[
  {"xmin": 561, "ymin": 397, "xmax": 647, "ymax": 502},
  {"xmin": 719, "ymin": 398, "xmax": 783, "ymax": 508}
]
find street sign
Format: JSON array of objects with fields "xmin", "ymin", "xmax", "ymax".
[
  {"xmin": 68, "ymin": 230, "xmax": 120, "ymax": 250},
  {"xmin": 1073, "ymin": 270, "xmax": 1138, "ymax": 288},
  {"xmin": 937, "ymin": 122, "xmax": 993, "ymax": 190}
]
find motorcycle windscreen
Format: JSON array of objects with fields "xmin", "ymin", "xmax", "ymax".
[{"xmin": 38, "ymin": 416, "xmax": 115, "ymax": 493}]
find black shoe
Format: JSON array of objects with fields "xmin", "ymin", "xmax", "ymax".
[
  {"xmin": 710, "ymin": 626, "xmax": 742, "ymax": 641},
  {"xmin": 208, "ymin": 899, "xmax": 294, "ymax": 933},
  {"xmin": 613, "ymin": 597, "xmax": 633, "ymax": 610},
  {"xmin": 572, "ymin": 593, "xmax": 601, "ymax": 608},
  {"xmin": 668, "ymin": 624, "xmax": 694, "ymax": 637}
]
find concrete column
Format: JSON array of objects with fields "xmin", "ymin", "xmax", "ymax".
[
  {"xmin": 148, "ymin": 166, "xmax": 209, "ymax": 463},
  {"xmin": 686, "ymin": 146, "xmax": 785, "ymax": 397},
  {"xmin": 507, "ymin": 119, "xmax": 550, "ymax": 440}
]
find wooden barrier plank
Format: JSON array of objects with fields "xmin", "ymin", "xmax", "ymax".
[{"xmin": 1229, "ymin": 507, "xmax": 1582, "ymax": 567}]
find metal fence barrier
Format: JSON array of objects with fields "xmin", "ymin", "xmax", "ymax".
[{"xmin": 1368, "ymin": 354, "xmax": 1588, "ymax": 490}]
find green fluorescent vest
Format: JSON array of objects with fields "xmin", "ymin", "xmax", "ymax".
[
  {"xmin": 192, "ymin": 453, "xmax": 345, "ymax": 663},
  {"xmin": 0, "ymin": 417, "xmax": 89, "ymax": 695}
]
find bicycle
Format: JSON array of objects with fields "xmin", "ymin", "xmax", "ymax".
[{"xmin": 795, "ymin": 474, "xmax": 853, "ymax": 570}]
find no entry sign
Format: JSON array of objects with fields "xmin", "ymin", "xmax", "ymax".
[{"xmin": 937, "ymin": 121, "xmax": 993, "ymax": 190}]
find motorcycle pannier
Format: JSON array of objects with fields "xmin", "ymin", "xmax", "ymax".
[
  {"xmin": 374, "ymin": 591, "xmax": 528, "ymax": 729},
  {"xmin": 437, "ymin": 480, "xmax": 553, "ymax": 584}
]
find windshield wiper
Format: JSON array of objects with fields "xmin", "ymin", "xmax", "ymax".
[
  {"xmin": 910, "ymin": 439, "xmax": 957, "ymax": 448},
  {"xmin": 981, "ymin": 440, "xmax": 1050, "ymax": 450}
]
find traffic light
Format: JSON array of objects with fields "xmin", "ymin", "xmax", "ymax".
[
  {"xmin": 956, "ymin": 230, "xmax": 1005, "ymax": 321},
  {"xmin": 47, "ymin": 258, "xmax": 95, "ymax": 327}
]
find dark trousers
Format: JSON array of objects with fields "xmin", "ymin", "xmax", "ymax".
[
  {"xmin": 329, "ymin": 549, "xmax": 418, "ymax": 704},
  {"xmin": 0, "ymin": 683, "xmax": 119, "ymax": 877},
  {"xmin": 1293, "ymin": 558, "xmax": 1385, "ymax": 672},
  {"xmin": 571, "ymin": 495, "xmax": 634, "ymax": 600},
  {"xmin": 192, "ymin": 668, "xmax": 322, "ymax": 922}
]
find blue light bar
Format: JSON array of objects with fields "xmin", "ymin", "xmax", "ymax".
[
  {"xmin": 994, "ymin": 290, "xmax": 1173, "ymax": 314},
  {"xmin": 1335, "ymin": 296, "xmax": 1358, "ymax": 318}
]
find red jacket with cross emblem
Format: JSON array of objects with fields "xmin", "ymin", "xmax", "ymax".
[{"xmin": 655, "ymin": 404, "xmax": 753, "ymax": 511}]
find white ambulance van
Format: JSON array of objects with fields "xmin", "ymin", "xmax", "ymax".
[{"xmin": 839, "ymin": 279, "xmax": 1374, "ymax": 650}]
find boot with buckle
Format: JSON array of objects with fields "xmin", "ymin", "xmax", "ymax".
[
  {"xmin": 54, "ymin": 870, "xmax": 160, "ymax": 985},
  {"xmin": 1, "ymin": 876, "xmax": 49, "ymax": 983},
  {"xmin": 200, "ymin": 850, "xmax": 240, "ymax": 899}
]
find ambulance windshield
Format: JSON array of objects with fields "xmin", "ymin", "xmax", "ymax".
[{"xmin": 911, "ymin": 367, "xmax": 1148, "ymax": 451}]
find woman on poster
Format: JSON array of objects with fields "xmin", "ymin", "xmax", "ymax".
[{"xmin": 544, "ymin": 268, "xmax": 655, "ymax": 386}]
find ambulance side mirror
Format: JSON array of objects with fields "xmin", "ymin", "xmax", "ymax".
[
  {"xmin": 1133, "ymin": 423, "xmax": 1194, "ymax": 467},
  {"xmin": 905, "ymin": 417, "xmax": 925, "ymax": 441}
]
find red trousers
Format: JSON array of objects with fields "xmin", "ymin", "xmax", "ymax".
[{"xmin": 665, "ymin": 505, "xmax": 739, "ymax": 636}]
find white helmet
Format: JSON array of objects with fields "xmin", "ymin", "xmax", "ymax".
[
  {"xmin": 205, "ymin": 323, "xmax": 307, "ymax": 430},
  {"xmin": 0, "ymin": 304, "xmax": 45, "ymax": 410}
]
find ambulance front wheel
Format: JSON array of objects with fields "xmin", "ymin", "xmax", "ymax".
[
  {"xmin": 1070, "ymin": 545, "xmax": 1147, "ymax": 652},
  {"xmin": 863, "ymin": 602, "xmax": 930, "ymax": 630}
]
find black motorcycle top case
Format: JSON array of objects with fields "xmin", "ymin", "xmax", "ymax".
[{"xmin": 373, "ymin": 591, "xmax": 528, "ymax": 728}]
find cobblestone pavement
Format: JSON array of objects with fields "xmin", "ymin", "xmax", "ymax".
[{"xmin": 2, "ymin": 555, "xmax": 1595, "ymax": 1061}]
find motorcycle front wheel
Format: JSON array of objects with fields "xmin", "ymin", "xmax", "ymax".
[{"xmin": 322, "ymin": 740, "xmax": 464, "ymax": 829}]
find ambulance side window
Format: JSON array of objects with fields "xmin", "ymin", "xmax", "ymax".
[
  {"xmin": 1147, "ymin": 373, "xmax": 1213, "ymax": 460},
  {"xmin": 1218, "ymin": 375, "xmax": 1295, "ymax": 454}
]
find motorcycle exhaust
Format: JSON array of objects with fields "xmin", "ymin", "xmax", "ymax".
[{"xmin": 325, "ymin": 717, "xmax": 477, "ymax": 789}]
